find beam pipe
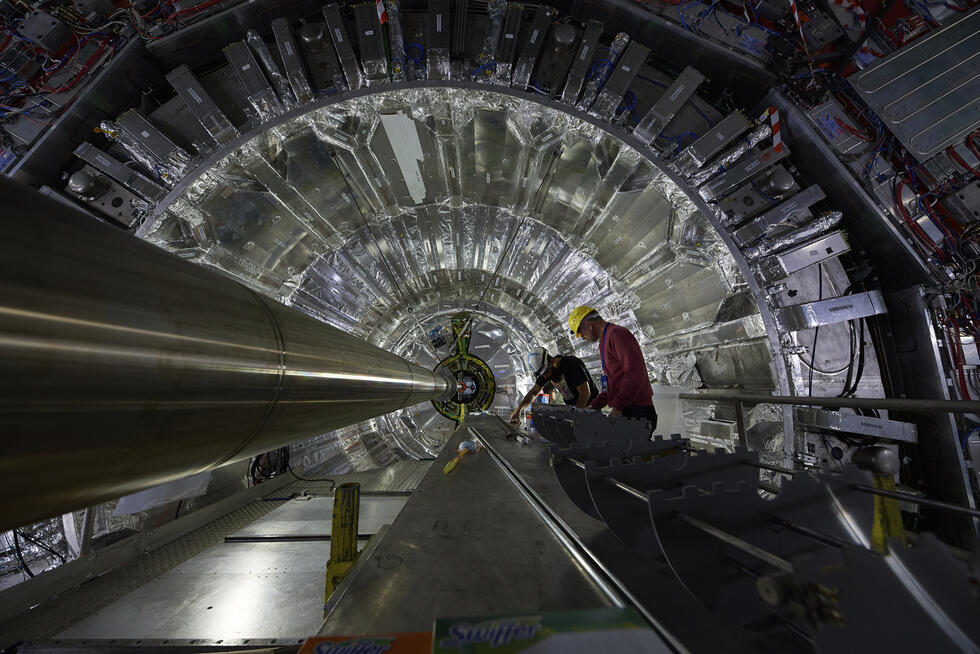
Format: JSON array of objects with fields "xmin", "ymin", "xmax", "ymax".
[{"xmin": 0, "ymin": 179, "xmax": 453, "ymax": 530}]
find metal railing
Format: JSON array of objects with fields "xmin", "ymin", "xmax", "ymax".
[{"xmin": 678, "ymin": 392, "xmax": 980, "ymax": 448}]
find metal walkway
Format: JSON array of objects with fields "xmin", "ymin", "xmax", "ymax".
[
  {"xmin": 5, "ymin": 418, "xmax": 810, "ymax": 653},
  {"xmin": 1, "ymin": 462, "xmax": 430, "ymax": 651}
]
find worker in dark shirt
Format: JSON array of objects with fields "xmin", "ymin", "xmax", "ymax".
[
  {"xmin": 568, "ymin": 305, "xmax": 657, "ymax": 431},
  {"xmin": 509, "ymin": 347, "xmax": 598, "ymax": 424}
]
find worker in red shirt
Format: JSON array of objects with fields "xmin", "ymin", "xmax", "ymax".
[{"xmin": 568, "ymin": 305, "xmax": 657, "ymax": 431}]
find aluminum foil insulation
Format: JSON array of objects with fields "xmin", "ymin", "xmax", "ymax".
[
  {"xmin": 688, "ymin": 123, "xmax": 771, "ymax": 186},
  {"xmin": 577, "ymin": 32, "xmax": 629, "ymax": 112},
  {"xmin": 140, "ymin": 86, "xmax": 775, "ymax": 457},
  {"xmin": 743, "ymin": 211, "xmax": 843, "ymax": 261},
  {"xmin": 98, "ymin": 120, "xmax": 193, "ymax": 187},
  {"xmin": 477, "ymin": 0, "xmax": 507, "ymax": 84},
  {"xmin": 385, "ymin": 0, "xmax": 407, "ymax": 82},
  {"xmin": 247, "ymin": 30, "xmax": 297, "ymax": 108}
]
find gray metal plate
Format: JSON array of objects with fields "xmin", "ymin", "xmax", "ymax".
[
  {"xmin": 56, "ymin": 541, "xmax": 335, "ymax": 640},
  {"xmin": 227, "ymin": 495, "xmax": 408, "ymax": 538},
  {"xmin": 316, "ymin": 419, "xmax": 616, "ymax": 636},
  {"xmin": 850, "ymin": 9, "xmax": 980, "ymax": 159}
]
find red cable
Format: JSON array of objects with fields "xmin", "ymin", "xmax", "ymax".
[
  {"xmin": 835, "ymin": 116, "xmax": 874, "ymax": 141},
  {"xmin": 39, "ymin": 40, "xmax": 109, "ymax": 93},
  {"xmin": 966, "ymin": 131, "xmax": 980, "ymax": 167},
  {"xmin": 947, "ymin": 144, "xmax": 980, "ymax": 178},
  {"xmin": 943, "ymin": 318, "xmax": 971, "ymax": 401},
  {"xmin": 895, "ymin": 180, "xmax": 945, "ymax": 258}
]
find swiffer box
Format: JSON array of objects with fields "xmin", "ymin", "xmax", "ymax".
[
  {"xmin": 432, "ymin": 607, "xmax": 671, "ymax": 653},
  {"xmin": 299, "ymin": 632, "xmax": 432, "ymax": 654}
]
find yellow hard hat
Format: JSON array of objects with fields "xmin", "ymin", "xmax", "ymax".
[{"xmin": 568, "ymin": 305, "xmax": 597, "ymax": 337}]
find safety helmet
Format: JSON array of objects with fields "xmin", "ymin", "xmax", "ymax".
[
  {"xmin": 568, "ymin": 305, "xmax": 597, "ymax": 338},
  {"xmin": 527, "ymin": 347, "xmax": 549, "ymax": 377}
]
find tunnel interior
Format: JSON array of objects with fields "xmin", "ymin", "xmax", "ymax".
[
  {"xmin": 2, "ymin": 0, "xmax": 980, "ymax": 646},
  {"xmin": 138, "ymin": 83, "xmax": 794, "ymax": 465}
]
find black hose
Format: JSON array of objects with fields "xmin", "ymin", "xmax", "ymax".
[
  {"xmin": 14, "ymin": 529, "xmax": 66, "ymax": 564},
  {"xmin": 12, "ymin": 532, "xmax": 35, "ymax": 578},
  {"xmin": 839, "ymin": 319, "xmax": 858, "ymax": 397}
]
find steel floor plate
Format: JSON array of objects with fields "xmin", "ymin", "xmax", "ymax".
[
  {"xmin": 316, "ymin": 421, "xmax": 617, "ymax": 636},
  {"xmin": 227, "ymin": 495, "xmax": 408, "ymax": 539},
  {"xmin": 56, "ymin": 541, "xmax": 335, "ymax": 641},
  {"xmin": 0, "ymin": 462, "xmax": 429, "ymax": 644}
]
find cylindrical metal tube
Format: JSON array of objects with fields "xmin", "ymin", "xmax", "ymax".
[{"xmin": 0, "ymin": 178, "xmax": 452, "ymax": 530}]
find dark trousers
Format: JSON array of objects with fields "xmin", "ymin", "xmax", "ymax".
[{"xmin": 622, "ymin": 404, "xmax": 658, "ymax": 433}]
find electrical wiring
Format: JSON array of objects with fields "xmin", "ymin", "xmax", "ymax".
[
  {"xmin": 287, "ymin": 465, "xmax": 337, "ymax": 489},
  {"xmin": 528, "ymin": 76, "xmax": 549, "ymax": 95},
  {"xmin": 808, "ymin": 263, "xmax": 823, "ymax": 397},
  {"xmin": 894, "ymin": 179, "xmax": 946, "ymax": 259},
  {"xmin": 657, "ymin": 130, "xmax": 698, "ymax": 154},
  {"xmin": 470, "ymin": 59, "xmax": 496, "ymax": 78},
  {"xmin": 947, "ymin": 144, "xmax": 980, "ymax": 179},
  {"xmin": 834, "ymin": 116, "xmax": 875, "ymax": 141},
  {"xmin": 12, "ymin": 529, "xmax": 66, "ymax": 563},
  {"xmin": 749, "ymin": 177, "xmax": 779, "ymax": 205},
  {"xmin": 617, "ymin": 89, "xmax": 639, "ymax": 123},
  {"xmin": 250, "ymin": 447, "xmax": 289, "ymax": 485},
  {"xmin": 11, "ymin": 531, "xmax": 35, "ymax": 578}
]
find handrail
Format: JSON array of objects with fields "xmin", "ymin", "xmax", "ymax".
[{"xmin": 678, "ymin": 392, "xmax": 980, "ymax": 414}]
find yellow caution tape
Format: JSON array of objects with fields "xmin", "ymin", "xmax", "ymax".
[{"xmin": 871, "ymin": 473, "xmax": 907, "ymax": 553}]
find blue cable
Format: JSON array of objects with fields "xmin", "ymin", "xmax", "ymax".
[
  {"xmin": 528, "ymin": 76, "xmax": 549, "ymax": 95},
  {"xmin": 587, "ymin": 58, "xmax": 614, "ymax": 83},
  {"xmin": 471, "ymin": 59, "xmax": 497, "ymax": 78},
  {"xmin": 750, "ymin": 177, "xmax": 779, "ymax": 205}
]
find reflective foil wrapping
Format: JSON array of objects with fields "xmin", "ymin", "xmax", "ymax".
[
  {"xmin": 134, "ymin": 86, "xmax": 776, "ymax": 458},
  {"xmin": 742, "ymin": 211, "xmax": 843, "ymax": 261},
  {"xmin": 576, "ymin": 32, "xmax": 629, "ymax": 112},
  {"xmin": 98, "ymin": 120, "xmax": 192, "ymax": 188},
  {"xmin": 385, "ymin": 0, "xmax": 407, "ymax": 82},
  {"xmin": 247, "ymin": 30, "xmax": 297, "ymax": 108},
  {"xmin": 688, "ymin": 124, "xmax": 771, "ymax": 186},
  {"xmin": 477, "ymin": 0, "xmax": 507, "ymax": 84}
]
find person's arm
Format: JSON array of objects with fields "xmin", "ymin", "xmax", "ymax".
[
  {"xmin": 574, "ymin": 382, "xmax": 591, "ymax": 408},
  {"xmin": 509, "ymin": 383, "xmax": 543, "ymax": 423},
  {"xmin": 590, "ymin": 391, "xmax": 608, "ymax": 411}
]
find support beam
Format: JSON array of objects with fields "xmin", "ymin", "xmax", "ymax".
[{"xmin": 0, "ymin": 178, "xmax": 452, "ymax": 530}]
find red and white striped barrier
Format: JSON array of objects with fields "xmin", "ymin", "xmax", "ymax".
[
  {"xmin": 759, "ymin": 107, "xmax": 783, "ymax": 153},
  {"xmin": 788, "ymin": 0, "xmax": 812, "ymax": 59}
]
